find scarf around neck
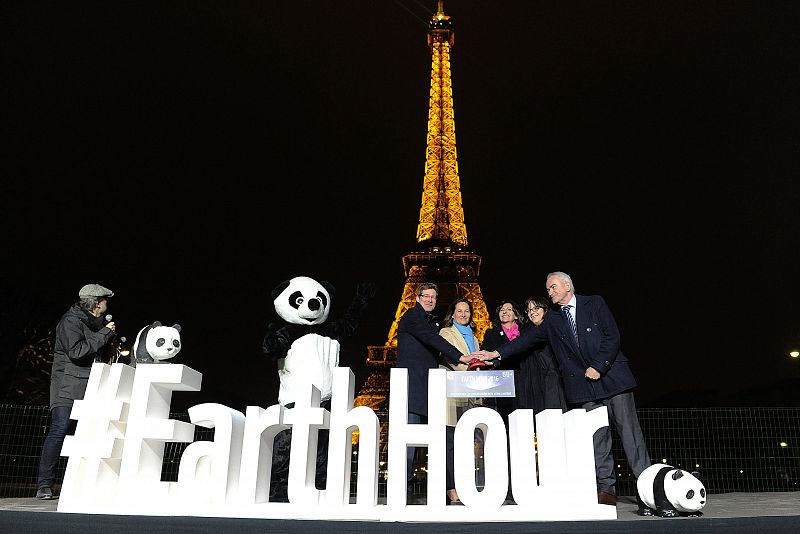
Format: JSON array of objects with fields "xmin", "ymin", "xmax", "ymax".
[
  {"xmin": 501, "ymin": 322, "xmax": 520, "ymax": 341},
  {"xmin": 454, "ymin": 322, "xmax": 476, "ymax": 352}
]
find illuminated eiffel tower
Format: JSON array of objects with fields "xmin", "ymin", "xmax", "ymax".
[{"xmin": 355, "ymin": 1, "xmax": 491, "ymax": 411}]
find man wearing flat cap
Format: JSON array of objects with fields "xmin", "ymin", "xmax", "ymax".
[{"xmin": 35, "ymin": 283, "xmax": 117, "ymax": 500}]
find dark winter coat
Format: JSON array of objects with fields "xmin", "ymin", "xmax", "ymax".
[
  {"xmin": 49, "ymin": 303, "xmax": 115, "ymax": 410},
  {"xmin": 485, "ymin": 323, "xmax": 567, "ymax": 414},
  {"xmin": 395, "ymin": 303, "xmax": 463, "ymax": 417}
]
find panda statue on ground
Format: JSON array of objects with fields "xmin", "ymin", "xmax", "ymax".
[
  {"xmin": 637, "ymin": 463, "xmax": 707, "ymax": 517},
  {"xmin": 262, "ymin": 275, "xmax": 373, "ymax": 502},
  {"xmin": 131, "ymin": 321, "xmax": 182, "ymax": 368}
]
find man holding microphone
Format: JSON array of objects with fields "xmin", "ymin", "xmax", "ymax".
[{"xmin": 36, "ymin": 283, "xmax": 116, "ymax": 500}]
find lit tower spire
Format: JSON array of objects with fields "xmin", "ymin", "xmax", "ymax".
[
  {"xmin": 416, "ymin": 0, "xmax": 467, "ymax": 246},
  {"xmin": 355, "ymin": 2, "xmax": 491, "ymax": 411}
]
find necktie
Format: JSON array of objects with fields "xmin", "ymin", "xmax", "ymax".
[{"xmin": 562, "ymin": 304, "xmax": 579, "ymax": 346}]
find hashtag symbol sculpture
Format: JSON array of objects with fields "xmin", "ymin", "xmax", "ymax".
[{"xmin": 59, "ymin": 362, "xmax": 135, "ymax": 509}]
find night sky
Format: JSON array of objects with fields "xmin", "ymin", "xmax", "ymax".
[{"xmin": 3, "ymin": 1, "xmax": 799, "ymax": 411}]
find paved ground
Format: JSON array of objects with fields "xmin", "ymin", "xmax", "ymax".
[
  {"xmin": 614, "ymin": 492, "xmax": 799, "ymax": 520},
  {"xmin": 1, "ymin": 492, "xmax": 798, "ymax": 519}
]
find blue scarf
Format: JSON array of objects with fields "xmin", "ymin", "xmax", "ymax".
[{"xmin": 454, "ymin": 322, "xmax": 476, "ymax": 352}]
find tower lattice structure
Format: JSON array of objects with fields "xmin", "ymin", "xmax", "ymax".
[{"xmin": 355, "ymin": 2, "xmax": 491, "ymax": 411}]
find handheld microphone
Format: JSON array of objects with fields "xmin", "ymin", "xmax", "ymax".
[
  {"xmin": 114, "ymin": 336, "xmax": 128, "ymax": 364},
  {"xmin": 105, "ymin": 314, "xmax": 113, "ymax": 323}
]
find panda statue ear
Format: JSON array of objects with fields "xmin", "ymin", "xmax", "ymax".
[
  {"xmin": 151, "ymin": 321, "xmax": 162, "ymax": 328},
  {"xmin": 172, "ymin": 324, "xmax": 181, "ymax": 332},
  {"xmin": 271, "ymin": 280, "xmax": 291, "ymax": 300},
  {"xmin": 321, "ymin": 281, "xmax": 335, "ymax": 299}
]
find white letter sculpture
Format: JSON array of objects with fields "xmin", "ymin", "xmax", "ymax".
[{"xmin": 56, "ymin": 364, "xmax": 616, "ymax": 521}]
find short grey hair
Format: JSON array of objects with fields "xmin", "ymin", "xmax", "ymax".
[{"xmin": 546, "ymin": 271, "xmax": 575, "ymax": 292}]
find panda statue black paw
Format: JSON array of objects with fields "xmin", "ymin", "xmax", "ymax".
[
  {"xmin": 637, "ymin": 463, "xmax": 707, "ymax": 518},
  {"xmin": 131, "ymin": 321, "xmax": 182, "ymax": 367}
]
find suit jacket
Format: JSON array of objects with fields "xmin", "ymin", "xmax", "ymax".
[
  {"xmin": 496, "ymin": 295, "xmax": 637, "ymax": 404},
  {"xmin": 396, "ymin": 303, "xmax": 463, "ymax": 417}
]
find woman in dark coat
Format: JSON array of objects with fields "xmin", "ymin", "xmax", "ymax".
[
  {"xmin": 481, "ymin": 300, "xmax": 525, "ymax": 420},
  {"xmin": 520, "ymin": 296, "xmax": 568, "ymax": 414}
]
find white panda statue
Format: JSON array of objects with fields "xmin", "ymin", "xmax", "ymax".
[
  {"xmin": 131, "ymin": 321, "xmax": 182, "ymax": 367},
  {"xmin": 637, "ymin": 463, "xmax": 707, "ymax": 517}
]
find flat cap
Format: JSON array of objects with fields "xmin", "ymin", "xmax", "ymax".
[{"xmin": 78, "ymin": 283, "xmax": 114, "ymax": 298}]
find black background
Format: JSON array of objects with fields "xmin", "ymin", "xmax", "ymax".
[{"xmin": 3, "ymin": 1, "xmax": 799, "ymax": 411}]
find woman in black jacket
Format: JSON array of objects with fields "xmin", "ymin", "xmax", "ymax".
[
  {"xmin": 520, "ymin": 296, "xmax": 568, "ymax": 414},
  {"xmin": 481, "ymin": 300, "xmax": 525, "ymax": 422}
]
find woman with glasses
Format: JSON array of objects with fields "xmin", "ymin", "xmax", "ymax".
[{"xmin": 520, "ymin": 296, "xmax": 568, "ymax": 414}]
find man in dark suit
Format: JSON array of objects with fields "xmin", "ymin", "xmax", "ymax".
[
  {"xmin": 474, "ymin": 272, "xmax": 651, "ymax": 513},
  {"xmin": 396, "ymin": 282, "xmax": 471, "ymax": 489}
]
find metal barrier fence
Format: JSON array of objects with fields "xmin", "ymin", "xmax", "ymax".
[{"xmin": 1, "ymin": 405, "xmax": 798, "ymax": 499}]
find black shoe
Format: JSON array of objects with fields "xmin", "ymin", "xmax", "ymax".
[{"xmin": 36, "ymin": 486, "xmax": 53, "ymax": 500}]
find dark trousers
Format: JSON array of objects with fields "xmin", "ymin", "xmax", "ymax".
[
  {"xmin": 37, "ymin": 406, "xmax": 75, "ymax": 489},
  {"xmin": 407, "ymin": 412, "xmax": 425, "ymax": 483},
  {"xmin": 446, "ymin": 426, "xmax": 455, "ymax": 492},
  {"xmin": 407, "ymin": 415, "xmax": 456, "ymax": 493},
  {"xmin": 581, "ymin": 391, "xmax": 651, "ymax": 495},
  {"xmin": 269, "ymin": 399, "xmax": 331, "ymax": 502}
]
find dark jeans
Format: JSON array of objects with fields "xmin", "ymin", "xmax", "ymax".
[{"xmin": 37, "ymin": 406, "xmax": 76, "ymax": 489}]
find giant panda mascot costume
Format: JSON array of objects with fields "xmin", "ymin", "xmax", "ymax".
[{"xmin": 262, "ymin": 275, "xmax": 373, "ymax": 502}]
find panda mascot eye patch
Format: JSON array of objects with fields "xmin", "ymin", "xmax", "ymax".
[{"xmin": 290, "ymin": 291, "xmax": 304, "ymax": 309}]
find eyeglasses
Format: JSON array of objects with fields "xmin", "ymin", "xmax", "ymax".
[{"xmin": 527, "ymin": 306, "xmax": 543, "ymax": 313}]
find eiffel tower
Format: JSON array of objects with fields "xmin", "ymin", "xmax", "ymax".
[{"xmin": 355, "ymin": 1, "xmax": 491, "ymax": 411}]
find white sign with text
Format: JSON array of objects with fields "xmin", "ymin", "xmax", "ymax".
[{"xmin": 56, "ymin": 363, "xmax": 615, "ymax": 521}]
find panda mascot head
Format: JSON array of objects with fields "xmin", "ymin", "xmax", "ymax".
[
  {"xmin": 131, "ymin": 321, "xmax": 182, "ymax": 367},
  {"xmin": 637, "ymin": 463, "xmax": 706, "ymax": 517},
  {"xmin": 272, "ymin": 276, "xmax": 335, "ymax": 325}
]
